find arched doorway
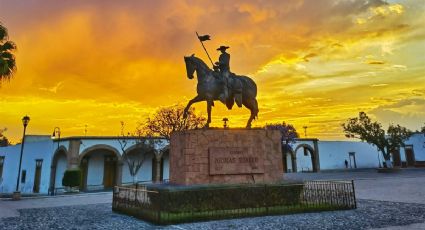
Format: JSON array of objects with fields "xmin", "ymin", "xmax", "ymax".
[
  {"xmin": 79, "ymin": 145, "xmax": 122, "ymax": 191},
  {"xmin": 49, "ymin": 146, "xmax": 68, "ymax": 195},
  {"xmin": 121, "ymin": 145, "xmax": 154, "ymax": 184},
  {"xmin": 294, "ymin": 144, "xmax": 317, "ymax": 172}
]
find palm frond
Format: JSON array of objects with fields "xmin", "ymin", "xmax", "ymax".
[
  {"xmin": 0, "ymin": 23, "xmax": 8, "ymax": 41},
  {"xmin": 0, "ymin": 41, "xmax": 17, "ymax": 51}
]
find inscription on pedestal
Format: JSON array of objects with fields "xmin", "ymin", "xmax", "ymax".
[{"xmin": 209, "ymin": 147, "xmax": 264, "ymax": 175}]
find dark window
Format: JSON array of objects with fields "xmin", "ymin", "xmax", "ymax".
[
  {"xmin": 0, "ymin": 156, "xmax": 4, "ymax": 179},
  {"xmin": 21, "ymin": 170, "xmax": 26, "ymax": 183}
]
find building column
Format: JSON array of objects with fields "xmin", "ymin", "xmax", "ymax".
[
  {"xmin": 116, "ymin": 161, "xmax": 123, "ymax": 186},
  {"xmin": 48, "ymin": 165, "xmax": 56, "ymax": 195},
  {"xmin": 313, "ymin": 139, "xmax": 320, "ymax": 172},
  {"xmin": 153, "ymin": 151, "xmax": 163, "ymax": 183},
  {"xmin": 67, "ymin": 140, "xmax": 81, "ymax": 169}
]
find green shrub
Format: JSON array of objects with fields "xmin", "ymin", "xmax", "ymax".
[
  {"xmin": 62, "ymin": 169, "xmax": 82, "ymax": 188},
  {"xmin": 147, "ymin": 183, "xmax": 304, "ymax": 213}
]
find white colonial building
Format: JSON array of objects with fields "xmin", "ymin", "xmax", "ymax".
[
  {"xmin": 0, "ymin": 135, "xmax": 169, "ymax": 195},
  {"xmin": 1, "ymin": 132, "xmax": 424, "ymax": 195}
]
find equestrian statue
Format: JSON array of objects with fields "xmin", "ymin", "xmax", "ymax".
[{"xmin": 183, "ymin": 33, "xmax": 259, "ymax": 128}]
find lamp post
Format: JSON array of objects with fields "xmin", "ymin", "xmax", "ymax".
[
  {"xmin": 49, "ymin": 127, "xmax": 61, "ymax": 196},
  {"xmin": 13, "ymin": 115, "xmax": 30, "ymax": 200},
  {"xmin": 222, "ymin": 118, "xmax": 229, "ymax": 129},
  {"xmin": 303, "ymin": 126, "xmax": 308, "ymax": 138}
]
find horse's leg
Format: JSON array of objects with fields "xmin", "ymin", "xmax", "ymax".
[
  {"xmin": 243, "ymin": 98, "xmax": 259, "ymax": 128},
  {"xmin": 205, "ymin": 99, "xmax": 213, "ymax": 128},
  {"xmin": 183, "ymin": 95, "xmax": 203, "ymax": 119}
]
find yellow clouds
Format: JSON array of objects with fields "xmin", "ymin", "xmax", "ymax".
[
  {"xmin": 0, "ymin": 96, "xmax": 156, "ymax": 142},
  {"xmin": 0, "ymin": 0, "xmax": 424, "ymax": 142},
  {"xmin": 373, "ymin": 4, "xmax": 404, "ymax": 16}
]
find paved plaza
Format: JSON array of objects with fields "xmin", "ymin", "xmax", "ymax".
[{"xmin": 1, "ymin": 169, "xmax": 425, "ymax": 229}]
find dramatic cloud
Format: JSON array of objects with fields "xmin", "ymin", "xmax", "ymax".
[{"xmin": 0, "ymin": 0, "xmax": 424, "ymax": 142}]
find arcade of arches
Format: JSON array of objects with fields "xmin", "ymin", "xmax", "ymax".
[
  {"xmin": 49, "ymin": 140, "xmax": 168, "ymax": 194},
  {"xmin": 282, "ymin": 139, "xmax": 320, "ymax": 173}
]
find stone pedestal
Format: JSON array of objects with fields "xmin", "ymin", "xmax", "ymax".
[{"xmin": 170, "ymin": 129, "xmax": 283, "ymax": 185}]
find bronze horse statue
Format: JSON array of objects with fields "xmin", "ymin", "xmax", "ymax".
[{"xmin": 183, "ymin": 54, "xmax": 259, "ymax": 128}]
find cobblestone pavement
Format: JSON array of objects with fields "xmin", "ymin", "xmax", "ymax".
[
  {"xmin": 0, "ymin": 192, "xmax": 112, "ymax": 218},
  {"xmin": 1, "ymin": 169, "xmax": 425, "ymax": 229},
  {"xmin": 0, "ymin": 199, "xmax": 424, "ymax": 230}
]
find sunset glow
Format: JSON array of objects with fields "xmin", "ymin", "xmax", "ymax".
[{"xmin": 1, "ymin": 0, "xmax": 424, "ymax": 142}]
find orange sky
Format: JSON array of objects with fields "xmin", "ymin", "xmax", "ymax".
[{"xmin": 1, "ymin": 0, "xmax": 424, "ymax": 143}]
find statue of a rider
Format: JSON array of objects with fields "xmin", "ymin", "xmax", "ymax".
[{"xmin": 214, "ymin": 45, "xmax": 242, "ymax": 108}]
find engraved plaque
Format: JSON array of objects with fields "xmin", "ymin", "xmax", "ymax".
[{"xmin": 209, "ymin": 147, "xmax": 264, "ymax": 175}]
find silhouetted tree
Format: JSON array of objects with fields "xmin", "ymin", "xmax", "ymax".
[
  {"xmin": 117, "ymin": 122, "xmax": 155, "ymax": 184},
  {"xmin": 144, "ymin": 105, "xmax": 206, "ymax": 140},
  {"xmin": 0, "ymin": 127, "xmax": 10, "ymax": 147},
  {"xmin": 0, "ymin": 22, "xmax": 17, "ymax": 83},
  {"xmin": 265, "ymin": 122, "xmax": 299, "ymax": 153},
  {"xmin": 421, "ymin": 124, "xmax": 425, "ymax": 133},
  {"xmin": 342, "ymin": 112, "xmax": 412, "ymax": 168}
]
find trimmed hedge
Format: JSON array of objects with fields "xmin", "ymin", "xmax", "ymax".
[
  {"xmin": 113, "ymin": 180, "xmax": 357, "ymax": 225},
  {"xmin": 62, "ymin": 169, "xmax": 82, "ymax": 188},
  {"xmin": 146, "ymin": 182, "xmax": 304, "ymax": 213}
]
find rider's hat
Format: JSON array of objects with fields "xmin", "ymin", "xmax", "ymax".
[{"xmin": 217, "ymin": 45, "xmax": 230, "ymax": 51}]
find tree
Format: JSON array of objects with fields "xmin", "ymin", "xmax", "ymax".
[
  {"xmin": 265, "ymin": 122, "xmax": 299, "ymax": 153},
  {"xmin": 342, "ymin": 112, "xmax": 412, "ymax": 168},
  {"xmin": 421, "ymin": 124, "xmax": 425, "ymax": 133},
  {"xmin": 0, "ymin": 127, "xmax": 10, "ymax": 147},
  {"xmin": 117, "ymin": 121, "xmax": 155, "ymax": 184},
  {"xmin": 0, "ymin": 22, "xmax": 17, "ymax": 83},
  {"xmin": 144, "ymin": 104, "xmax": 206, "ymax": 140}
]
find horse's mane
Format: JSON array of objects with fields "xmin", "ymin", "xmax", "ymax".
[{"xmin": 191, "ymin": 56, "xmax": 211, "ymax": 72}]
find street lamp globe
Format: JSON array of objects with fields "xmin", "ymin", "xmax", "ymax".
[{"xmin": 22, "ymin": 115, "xmax": 30, "ymax": 127}]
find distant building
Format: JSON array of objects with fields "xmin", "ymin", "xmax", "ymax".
[
  {"xmin": 285, "ymin": 133, "xmax": 425, "ymax": 172},
  {"xmin": 1, "ymin": 133, "xmax": 424, "ymax": 195}
]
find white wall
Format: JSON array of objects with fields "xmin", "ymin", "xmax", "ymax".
[
  {"xmin": 86, "ymin": 153, "xmax": 105, "ymax": 186},
  {"xmin": 54, "ymin": 153, "xmax": 67, "ymax": 188},
  {"xmin": 121, "ymin": 153, "xmax": 154, "ymax": 184},
  {"xmin": 318, "ymin": 141, "xmax": 381, "ymax": 170},
  {"xmin": 0, "ymin": 139, "xmax": 55, "ymax": 194},
  {"xmin": 80, "ymin": 139, "xmax": 127, "ymax": 155},
  {"xmin": 296, "ymin": 150, "xmax": 313, "ymax": 172},
  {"xmin": 163, "ymin": 153, "xmax": 170, "ymax": 180}
]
